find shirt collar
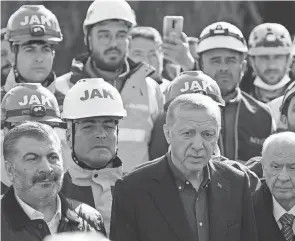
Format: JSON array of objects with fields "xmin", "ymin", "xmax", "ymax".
[
  {"xmin": 14, "ymin": 191, "xmax": 62, "ymax": 222},
  {"xmin": 272, "ymin": 195, "xmax": 295, "ymax": 222},
  {"xmin": 167, "ymin": 152, "xmax": 211, "ymax": 189}
]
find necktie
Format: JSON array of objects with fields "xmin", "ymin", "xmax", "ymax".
[{"xmin": 279, "ymin": 213, "xmax": 295, "ymax": 241}]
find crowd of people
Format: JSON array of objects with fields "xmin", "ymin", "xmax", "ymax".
[{"xmin": 1, "ymin": 0, "xmax": 295, "ymax": 241}]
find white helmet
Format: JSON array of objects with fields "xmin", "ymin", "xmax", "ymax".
[
  {"xmin": 62, "ymin": 78, "xmax": 127, "ymax": 120},
  {"xmin": 83, "ymin": 0, "xmax": 136, "ymax": 35},
  {"xmin": 248, "ymin": 23, "xmax": 292, "ymax": 56},
  {"xmin": 197, "ymin": 21, "xmax": 248, "ymax": 54}
]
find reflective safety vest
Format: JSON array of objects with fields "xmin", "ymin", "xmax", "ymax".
[{"xmin": 55, "ymin": 55, "xmax": 164, "ymax": 173}]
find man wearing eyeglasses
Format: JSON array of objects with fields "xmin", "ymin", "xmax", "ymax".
[
  {"xmin": 1, "ymin": 83, "xmax": 69, "ymax": 195},
  {"xmin": 55, "ymin": 0, "xmax": 164, "ymax": 173},
  {"xmin": 196, "ymin": 21, "xmax": 275, "ymax": 163},
  {"xmin": 253, "ymin": 132, "xmax": 295, "ymax": 241}
]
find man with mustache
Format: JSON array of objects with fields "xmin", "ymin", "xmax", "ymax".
[
  {"xmin": 1, "ymin": 122, "xmax": 107, "ymax": 241},
  {"xmin": 60, "ymin": 78, "xmax": 127, "ymax": 236},
  {"xmin": 1, "ymin": 83, "xmax": 71, "ymax": 195},
  {"xmin": 55, "ymin": 0, "xmax": 164, "ymax": 173},
  {"xmin": 1, "ymin": 5, "xmax": 65, "ymax": 110},
  {"xmin": 253, "ymin": 132, "xmax": 295, "ymax": 241},
  {"xmin": 246, "ymin": 23, "xmax": 293, "ymax": 104},
  {"xmin": 196, "ymin": 21, "xmax": 275, "ymax": 163},
  {"xmin": 1, "ymin": 28, "xmax": 12, "ymax": 86}
]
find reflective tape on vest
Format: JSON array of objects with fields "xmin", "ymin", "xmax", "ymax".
[{"xmin": 118, "ymin": 128, "xmax": 146, "ymax": 142}]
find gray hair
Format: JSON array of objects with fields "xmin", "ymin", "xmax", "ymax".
[
  {"xmin": 3, "ymin": 121, "xmax": 62, "ymax": 163},
  {"xmin": 261, "ymin": 131, "xmax": 295, "ymax": 162},
  {"xmin": 166, "ymin": 93, "xmax": 221, "ymax": 130}
]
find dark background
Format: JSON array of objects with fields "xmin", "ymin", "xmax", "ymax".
[{"xmin": 2, "ymin": 1, "xmax": 295, "ymax": 76}]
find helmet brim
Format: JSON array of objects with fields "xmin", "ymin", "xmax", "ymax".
[
  {"xmin": 197, "ymin": 35, "xmax": 248, "ymax": 53},
  {"xmin": 5, "ymin": 115, "xmax": 63, "ymax": 123}
]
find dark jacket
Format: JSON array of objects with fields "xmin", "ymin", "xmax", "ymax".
[
  {"xmin": 245, "ymin": 156, "xmax": 263, "ymax": 179},
  {"xmin": 252, "ymin": 181, "xmax": 286, "ymax": 241},
  {"xmin": 136, "ymin": 154, "xmax": 261, "ymax": 193},
  {"xmin": 218, "ymin": 89, "xmax": 274, "ymax": 162},
  {"xmin": 110, "ymin": 154, "xmax": 258, "ymax": 241},
  {"xmin": 1, "ymin": 187, "xmax": 106, "ymax": 241}
]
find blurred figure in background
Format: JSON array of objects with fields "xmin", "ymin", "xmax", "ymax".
[
  {"xmin": 1, "ymin": 28, "xmax": 12, "ymax": 86},
  {"xmin": 197, "ymin": 21, "xmax": 275, "ymax": 163},
  {"xmin": 129, "ymin": 26, "xmax": 170, "ymax": 93}
]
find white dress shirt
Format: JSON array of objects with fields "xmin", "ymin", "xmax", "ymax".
[
  {"xmin": 15, "ymin": 192, "xmax": 62, "ymax": 234},
  {"xmin": 272, "ymin": 196, "xmax": 295, "ymax": 233}
]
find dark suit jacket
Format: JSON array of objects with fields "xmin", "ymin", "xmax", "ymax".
[
  {"xmin": 252, "ymin": 181, "xmax": 286, "ymax": 241},
  {"xmin": 110, "ymin": 154, "xmax": 258, "ymax": 241}
]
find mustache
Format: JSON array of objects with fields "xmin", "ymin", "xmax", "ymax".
[
  {"xmin": 104, "ymin": 47, "xmax": 121, "ymax": 55},
  {"xmin": 32, "ymin": 170, "xmax": 62, "ymax": 184},
  {"xmin": 264, "ymin": 69, "xmax": 280, "ymax": 74}
]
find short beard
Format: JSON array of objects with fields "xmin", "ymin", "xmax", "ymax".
[{"xmin": 91, "ymin": 51, "xmax": 126, "ymax": 72}]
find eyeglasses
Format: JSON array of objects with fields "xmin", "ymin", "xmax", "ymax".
[{"xmin": 96, "ymin": 32, "xmax": 128, "ymax": 45}]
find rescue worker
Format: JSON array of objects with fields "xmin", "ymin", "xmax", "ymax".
[
  {"xmin": 247, "ymin": 23, "xmax": 293, "ymax": 103},
  {"xmin": 196, "ymin": 21, "xmax": 275, "ymax": 163},
  {"xmin": 129, "ymin": 26, "xmax": 170, "ymax": 93},
  {"xmin": 1, "ymin": 28, "xmax": 12, "ymax": 86},
  {"xmin": 1, "ymin": 83, "xmax": 69, "ymax": 195},
  {"xmin": 60, "ymin": 78, "xmax": 126, "ymax": 236},
  {"xmin": 55, "ymin": 0, "xmax": 164, "ymax": 173},
  {"xmin": 2, "ymin": 5, "xmax": 64, "ymax": 108}
]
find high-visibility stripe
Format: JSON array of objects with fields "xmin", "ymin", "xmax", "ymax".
[{"xmin": 118, "ymin": 128, "xmax": 146, "ymax": 142}]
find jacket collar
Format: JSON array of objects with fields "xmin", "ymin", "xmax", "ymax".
[
  {"xmin": 68, "ymin": 156, "xmax": 123, "ymax": 186},
  {"xmin": 69, "ymin": 53, "xmax": 155, "ymax": 85},
  {"xmin": 147, "ymin": 154, "xmax": 230, "ymax": 241},
  {"xmin": 3, "ymin": 68, "xmax": 57, "ymax": 94},
  {"xmin": 1, "ymin": 186, "xmax": 81, "ymax": 229}
]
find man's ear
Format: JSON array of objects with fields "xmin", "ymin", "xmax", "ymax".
[
  {"xmin": 5, "ymin": 161, "xmax": 14, "ymax": 183},
  {"xmin": 163, "ymin": 124, "xmax": 171, "ymax": 145}
]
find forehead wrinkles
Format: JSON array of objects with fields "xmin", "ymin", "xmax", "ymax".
[{"xmin": 176, "ymin": 117, "xmax": 216, "ymax": 127}]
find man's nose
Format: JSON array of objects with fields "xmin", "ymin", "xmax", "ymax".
[
  {"xmin": 39, "ymin": 156, "xmax": 54, "ymax": 173},
  {"xmin": 277, "ymin": 166, "xmax": 291, "ymax": 181},
  {"xmin": 191, "ymin": 133, "xmax": 204, "ymax": 151},
  {"xmin": 94, "ymin": 125, "xmax": 108, "ymax": 139}
]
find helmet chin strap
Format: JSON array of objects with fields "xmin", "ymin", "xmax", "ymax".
[{"xmin": 71, "ymin": 121, "xmax": 120, "ymax": 171}]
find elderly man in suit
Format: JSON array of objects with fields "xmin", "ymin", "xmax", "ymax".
[
  {"xmin": 253, "ymin": 131, "xmax": 295, "ymax": 241},
  {"xmin": 110, "ymin": 93, "xmax": 258, "ymax": 241}
]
